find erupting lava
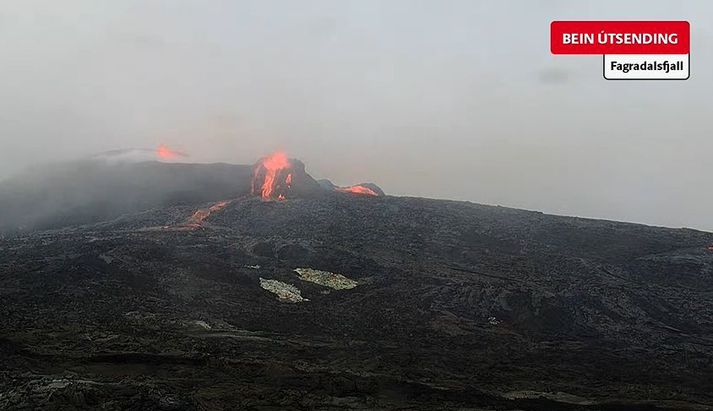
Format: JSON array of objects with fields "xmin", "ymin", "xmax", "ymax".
[
  {"xmin": 252, "ymin": 151, "xmax": 292, "ymax": 200},
  {"xmin": 156, "ymin": 145, "xmax": 184, "ymax": 160},
  {"xmin": 336, "ymin": 185, "xmax": 379, "ymax": 196},
  {"xmin": 250, "ymin": 151, "xmax": 383, "ymax": 200}
]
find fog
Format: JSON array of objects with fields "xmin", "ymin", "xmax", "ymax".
[{"xmin": 0, "ymin": 0, "xmax": 711, "ymax": 231}]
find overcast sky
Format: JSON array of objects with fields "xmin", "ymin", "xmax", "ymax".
[{"xmin": 0, "ymin": 0, "xmax": 711, "ymax": 230}]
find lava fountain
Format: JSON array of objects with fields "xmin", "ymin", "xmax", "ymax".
[
  {"xmin": 252, "ymin": 151, "xmax": 293, "ymax": 200},
  {"xmin": 251, "ymin": 151, "xmax": 383, "ymax": 200}
]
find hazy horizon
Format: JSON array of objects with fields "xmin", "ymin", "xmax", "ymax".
[{"xmin": 1, "ymin": 0, "xmax": 711, "ymax": 231}]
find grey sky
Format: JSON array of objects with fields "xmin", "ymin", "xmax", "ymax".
[{"xmin": 0, "ymin": 0, "xmax": 711, "ymax": 230}]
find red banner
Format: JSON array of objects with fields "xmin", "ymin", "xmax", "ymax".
[{"xmin": 551, "ymin": 21, "xmax": 689, "ymax": 55}]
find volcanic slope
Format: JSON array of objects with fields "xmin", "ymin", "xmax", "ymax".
[
  {"xmin": 0, "ymin": 160, "xmax": 252, "ymax": 233},
  {"xmin": 1, "ymin": 194, "xmax": 713, "ymax": 410}
]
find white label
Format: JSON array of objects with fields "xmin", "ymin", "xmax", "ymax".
[{"xmin": 603, "ymin": 54, "xmax": 689, "ymax": 80}]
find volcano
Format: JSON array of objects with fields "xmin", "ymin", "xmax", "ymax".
[
  {"xmin": 250, "ymin": 152, "xmax": 323, "ymax": 200},
  {"xmin": 0, "ymin": 155, "xmax": 712, "ymax": 410},
  {"xmin": 0, "ymin": 152, "xmax": 383, "ymax": 233}
]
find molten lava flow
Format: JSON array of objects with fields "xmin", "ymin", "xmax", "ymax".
[
  {"xmin": 156, "ymin": 144, "xmax": 181, "ymax": 160},
  {"xmin": 336, "ymin": 185, "xmax": 379, "ymax": 196},
  {"xmin": 185, "ymin": 200, "xmax": 231, "ymax": 228},
  {"xmin": 186, "ymin": 209, "xmax": 210, "ymax": 227},
  {"xmin": 252, "ymin": 151, "xmax": 292, "ymax": 200},
  {"xmin": 209, "ymin": 200, "xmax": 230, "ymax": 212}
]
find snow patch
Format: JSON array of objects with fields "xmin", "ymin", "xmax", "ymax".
[
  {"xmin": 259, "ymin": 278, "xmax": 307, "ymax": 303},
  {"xmin": 293, "ymin": 268, "xmax": 358, "ymax": 290}
]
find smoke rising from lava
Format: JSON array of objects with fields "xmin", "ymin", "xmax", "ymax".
[
  {"xmin": 90, "ymin": 146, "xmax": 188, "ymax": 164},
  {"xmin": 156, "ymin": 145, "xmax": 187, "ymax": 161}
]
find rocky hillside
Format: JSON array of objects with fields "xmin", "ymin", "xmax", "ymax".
[{"xmin": 1, "ymin": 192, "xmax": 712, "ymax": 410}]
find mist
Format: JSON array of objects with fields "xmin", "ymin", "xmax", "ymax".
[{"xmin": 0, "ymin": 0, "xmax": 711, "ymax": 231}]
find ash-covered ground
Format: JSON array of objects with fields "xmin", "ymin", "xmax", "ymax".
[{"xmin": 1, "ymin": 161, "xmax": 713, "ymax": 410}]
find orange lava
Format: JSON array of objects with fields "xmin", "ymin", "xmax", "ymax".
[
  {"xmin": 157, "ymin": 144, "xmax": 181, "ymax": 160},
  {"xmin": 185, "ymin": 200, "xmax": 231, "ymax": 228},
  {"xmin": 252, "ymin": 151, "xmax": 291, "ymax": 200},
  {"xmin": 336, "ymin": 185, "xmax": 379, "ymax": 196}
]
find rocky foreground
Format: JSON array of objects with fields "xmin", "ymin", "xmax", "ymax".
[{"xmin": 1, "ymin": 193, "xmax": 713, "ymax": 410}]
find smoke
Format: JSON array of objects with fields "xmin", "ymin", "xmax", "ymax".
[
  {"xmin": 0, "ymin": 0, "xmax": 711, "ymax": 230},
  {"xmin": 0, "ymin": 159, "xmax": 252, "ymax": 233},
  {"xmin": 91, "ymin": 146, "xmax": 188, "ymax": 164}
]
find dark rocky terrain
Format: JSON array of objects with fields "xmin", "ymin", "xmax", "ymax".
[{"xmin": 1, "ymin": 161, "xmax": 713, "ymax": 410}]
